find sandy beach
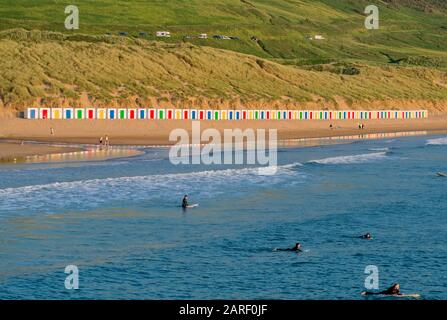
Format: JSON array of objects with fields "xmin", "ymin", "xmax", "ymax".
[
  {"xmin": 0, "ymin": 141, "xmax": 81, "ymax": 162},
  {"xmin": 1, "ymin": 115, "xmax": 446, "ymax": 158}
]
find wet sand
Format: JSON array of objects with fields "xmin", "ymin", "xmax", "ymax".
[{"xmin": 0, "ymin": 141, "xmax": 81, "ymax": 162}]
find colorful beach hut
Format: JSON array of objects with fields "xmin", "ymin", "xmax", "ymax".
[
  {"xmin": 234, "ymin": 110, "xmax": 241, "ymax": 120},
  {"xmin": 206, "ymin": 110, "xmax": 213, "ymax": 120},
  {"xmin": 165, "ymin": 109, "xmax": 174, "ymax": 120},
  {"xmin": 108, "ymin": 109, "xmax": 117, "ymax": 119},
  {"xmin": 51, "ymin": 108, "xmax": 63, "ymax": 120},
  {"xmin": 63, "ymin": 108, "xmax": 74, "ymax": 119},
  {"xmin": 127, "ymin": 109, "xmax": 137, "ymax": 120},
  {"xmin": 97, "ymin": 108, "xmax": 107, "ymax": 120},
  {"xmin": 158, "ymin": 109, "xmax": 166, "ymax": 120},
  {"xmin": 190, "ymin": 110, "xmax": 198, "ymax": 120},
  {"xmin": 40, "ymin": 108, "xmax": 51, "ymax": 119},
  {"xmin": 138, "ymin": 109, "xmax": 147, "ymax": 119},
  {"xmin": 86, "ymin": 108, "xmax": 96, "ymax": 119},
  {"xmin": 148, "ymin": 109, "xmax": 156, "ymax": 120},
  {"xmin": 75, "ymin": 108, "xmax": 85, "ymax": 119},
  {"xmin": 26, "ymin": 108, "xmax": 38, "ymax": 119},
  {"xmin": 219, "ymin": 110, "xmax": 226, "ymax": 120},
  {"xmin": 118, "ymin": 109, "xmax": 127, "ymax": 119}
]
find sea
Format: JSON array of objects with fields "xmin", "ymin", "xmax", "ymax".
[{"xmin": 0, "ymin": 133, "xmax": 446, "ymax": 299}]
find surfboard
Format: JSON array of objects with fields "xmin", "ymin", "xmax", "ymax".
[
  {"xmin": 437, "ymin": 172, "xmax": 447, "ymax": 177},
  {"xmin": 186, "ymin": 204, "xmax": 199, "ymax": 208},
  {"xmin": 361, "ymin": 292, "xmax": 420, "ymax": 299}
]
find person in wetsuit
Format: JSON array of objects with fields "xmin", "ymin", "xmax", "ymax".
[
  {"xmin": 363, "ymin": 283, "xmax": 400, "ymax": 296},
  {"xmin": 182, "ymin": 195, "xmax": 189, "ymax": 208},
  {"xmin": 359, "ymin": 233, "xmax": 372, "ymax": 240},
  {"xmin": 276, "ymin": 242, "xmax": 302, "ymax": 252}
]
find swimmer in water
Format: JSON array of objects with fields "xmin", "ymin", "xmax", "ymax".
[
  {"xmin": 275, "ymin": 242, "xmax": 302, "ymax": 252},
  {"xmin": 359, "ymin": 233, "xmax": 372, "ymax": 240},
  {"xmin": 363, "ymin": 283, "xmax": 400, "ymax": 296}
]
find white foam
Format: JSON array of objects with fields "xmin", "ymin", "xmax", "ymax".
[
  {"xmin": 426, "ymin": 138, "xmax": 447, "ymax": 146},
  {"xmin": 0, "ymin": 163, "xmax": 305, "ymax": 215},
  {"xmin": 308, "ymin": 152, "xmax": 388, "ymax": 165},
  {"xmin": 369, "ymin": 147, "xmax": 389, "ymax": 152}
]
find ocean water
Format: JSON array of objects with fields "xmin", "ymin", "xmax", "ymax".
[{"xmin": 0, "ymin": 134, "xmax": 446, "ymax": 299}]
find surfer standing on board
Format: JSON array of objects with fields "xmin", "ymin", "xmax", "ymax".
[{"xmin": 182, "ymin": 195, "xmax": 189, "ymax": 208}]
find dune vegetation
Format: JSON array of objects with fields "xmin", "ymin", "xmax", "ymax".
[{"xmin": 0, "ymin": 0, "xmax": 446, "ymax": 113}]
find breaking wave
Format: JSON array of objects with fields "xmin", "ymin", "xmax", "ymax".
[
  {"xmin": 308, "ymin": 152, "xmax": 388, "ymax": 165},
  {"xmin": 426, "ymin": 138, "xmax": 447, "ymax": 146},
  {"xmin": 0, "ymin": 163, "xmax": 305, "ymax": 215}
]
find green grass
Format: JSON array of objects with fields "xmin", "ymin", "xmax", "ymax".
[
  {"xmin": 0, "ymin": 0, "xmax": 445, "ymax": 65},
  {"xmin": 0, "ymin": 1, "xmax": 446, "ymax": 110}
]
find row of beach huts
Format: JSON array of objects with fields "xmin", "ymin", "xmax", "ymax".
[{"xmin": 26, "ymin": 108, "xmax": 428, "ymax": 121}]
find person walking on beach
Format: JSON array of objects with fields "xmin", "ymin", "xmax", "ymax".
[
  {"xmin": 105, "ymin": 135, "xmax": 109, "ymax": 148},
  {"xmin": 99, "ymin": 136, "xmax": 103, "ymax": 146},
  {"xmin": 50, "ymin": 127, "xmax": 54, "ymax": 135}
]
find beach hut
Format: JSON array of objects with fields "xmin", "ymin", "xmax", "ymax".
[
  {"xmin": 75, "ymin": 108, "xmax": 85, "ymax": 119},
  {"xmin": 117, "ymin": 109, "xmax": 127, "ymax": 119},
  {"xmin": 86, "ymin": 108, "xmax": 96, "ymax": 119},
  {"xmin": 172, "ymin": 109, "xmax": 180, "ymax": 120},
  {"xmin": 148, "ymin": 109, "xmax": 156, "ymax": 120},
  {"xmin": 127, "ymin": 109, "xmax": 137, "ymax": 120},
  {"xmin": 190, "ymin": 109, "xmax": 198, "ymax": 120},
  {"xmin": 235, "ymin": 110, "xmax": 241, "ymax": 120},
  {"xmin": 51, "ymin": 108, "xmax": 63, "ymax": 120},
  {"xmin": 158, "ymin": 109, "xmax": 166, "ymax": 120},
  {"xmin": 138, "ymin": 109, "xmax": 147, "ymax": 119},
  {"xmin": 291, "ymin": 111, "xmax": 298, "ymax": 120},
  {"xmin": 108, "ymin": 109, "xmax": 117, "ymax": 119},
  {"xmin": 228, "ymin": 110, "xmax": 234, "ymax": 120},
  {"xmin": 97, "ymin": 108, "xmax": 107, "ymax": 120},
  {"xmin": 206, "ymin": 110, "xmax": 213, "ymax": 120},
  {"xmin": 221, "ymin": 110, "xmax": 227, "ymax": 120},
  {"xmin": 63, "ymin": 108, "xmax": 74, "ymax": 119},
  {"xmin": 166, "ymin": 109, "xmax": 174, "ymax": 120},
  {"xmin": 40, "ymin": 108, "xmax": 51, "ymax": 119},
  {"xmin": 183, "ymin": 110, "xmax": 190, "ymax": 120},
  {"xmin": 213, "ymin": 110, "xmax": 219, "ymax": 120},
  {"xmin": 199, "ymin": 110, "xmax": 206, "ymax": 120},
  {"xmin": 26, "ymin": 108, "xmax": 38, "ymax": 119}
]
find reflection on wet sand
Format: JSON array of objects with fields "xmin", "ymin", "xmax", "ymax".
[
  {"xmin": 279, "ymin": 131, "xmax": 428, "ymax": 148},
  {"xmin": 15, "ymin": 147, "xmax": 144, "ymax": 164}
]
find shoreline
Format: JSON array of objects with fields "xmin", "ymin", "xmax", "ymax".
[
  {"xmin": 1, "ymin": 116, "xmax": 446, "ymax": 160},
  {"xmin": 0, "ymin": 141, "xmax": 82, "ymax": 163}
]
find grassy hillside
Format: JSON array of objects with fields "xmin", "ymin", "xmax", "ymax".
[
  {"xmin": 0, "ymin": 0, "xmax": 445, "ymax": 64},
  {"xmin": 0, "ymin": 1, "xmax": 446, "ymax": 111}
]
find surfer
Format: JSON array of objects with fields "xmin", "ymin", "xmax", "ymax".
[
  {"xmin": 275, "ymin": 242, "xmax": 302, "ymax": 252},
  {"xmin": 359, "ymin": 233, "xmax": 372, "ymax": 240},
  {"xmin": 363, "ymin": 283, "xmax": 400, "ymax": 296},
  {"xmin": 182, "ymin": 195, "xmax": 189, "ymax": 208}
]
